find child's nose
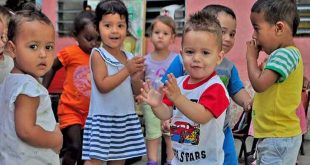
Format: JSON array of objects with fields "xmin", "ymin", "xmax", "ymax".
[{"xmin": 39, "ymin": 49, "xmax": 47, "ymax": 58}]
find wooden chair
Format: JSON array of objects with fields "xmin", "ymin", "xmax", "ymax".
[{"xmin": 232, "ymin": 111, "xmax": 253, "ymax": 165}]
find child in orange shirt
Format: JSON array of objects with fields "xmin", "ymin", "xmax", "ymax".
[{"xmin": 43, "ymin": 11, "xmax": 100, "ymax": 165}]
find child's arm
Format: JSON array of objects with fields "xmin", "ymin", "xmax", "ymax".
[
  {"xmin": 246, "ymin": 40, "xmax": 278, "ymax": 92},
  {"xmin": 14, "ymin": 94, "xmax": 63, "ymax": 152},
  {"xmin": 42, "ymin": 57, "xmax": 62, "ymax": 88},
  {"xmin": 91, "ymin": 51, "xmax": 144, "ymax": 93},
  {"xmin": 163, "ymin": 74, "xmax": 215, "ymax": 124},
  {"xmin": 232, "ymin": 89, "xmax": 252, "ymax": 111}
]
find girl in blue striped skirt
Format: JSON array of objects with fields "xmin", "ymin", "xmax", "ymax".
[{"xmin": 82, "ymin": 0, "xmax": 146, "ymax": 164}]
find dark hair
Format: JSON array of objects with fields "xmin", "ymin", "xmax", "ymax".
[
  {"xmin": 7, "ymin": 2, "xmax": 53, "ymax": 42},
  {"xmin": 148, "ymin": 15, "xmax": 176, "ymax": 36},
  {"xmin": 72, "ymin": 11, "xmax": 96, "ymax": 37},
  {"xmin": 202, "ymin": 4, "xmax": 236, "ymax": 20},
  {"xmin": 251, "ymin": 0, "xmax": 299, "ymax": 35},
  {"xmin": 182, "ymin": 11, "xmax": 222, "ymax": 50},
  {"xmin": 95, "ymin": 0, "xmax": 129, "ymax": 30}
]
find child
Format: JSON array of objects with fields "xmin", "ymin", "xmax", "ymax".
[
  {"xmin": 246, "ymin": 0, "xmax": 303, "ymax": 164},
  {"xmin": 138, "ymin": 11, "xmax": 229, "ymax": 164},
  {"xmin": 0, "ymin": 5, "xmax": 63, "ymax": 164},
  {"xmin": 82, "ymin": 0, "xmax": 146, "ymax": 164},
  {"xmin": 143, "ymin": 15, "xmax": 178, "ymax": 165},
  {"xmin": 43, "ymin": 11, "xmax": 99, "ymax": 165},
  {"xmin": 202, "ymin": 5, "xmax": 252, "ymax": 165},
  {"xmin": 0, "ymin": 6, "xmax": 14, "ymax": 83}
]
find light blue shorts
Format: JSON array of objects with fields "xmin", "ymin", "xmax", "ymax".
[{"xmin": 256, "ymin": 135, "xmax": 302, "ymax": 165}]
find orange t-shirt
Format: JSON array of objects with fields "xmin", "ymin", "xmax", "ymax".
[{"xmin": 57, "ymin": 45, "xmax": 91, "ymax": 127}]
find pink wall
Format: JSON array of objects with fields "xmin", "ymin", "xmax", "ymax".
[
  {"xmin": 44, "ymin": 0, "xmax": 309, "ymax": 92},
  {"xmin": 147, "ymin": 0, "xmax": 310, "ymax": 82}
]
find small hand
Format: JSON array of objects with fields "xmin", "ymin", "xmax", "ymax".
[
  {"xmin": 137, "ymin": 80, "xmax": 163, "ymax": 107},
  {"xmin": 243, "ymin": 99, "xmax": 253, "ymax": 112},
  {"xmin": 163, "ymin": 74, "xmax": 182, "ymax": 102},
  {"xmin": 52, "ymin": 124, "xmax": 63, "ymax": 154},
  {"xmin": 246, "ymin": 39, "xmax": 261, "ymax": 61},
  {"xmin": 161, "ymin": 119, "xmax": 171, "ymax": 133},
  {"xmin": 126, "ymin": 56, "xmax": 145, "ymax": 75}
]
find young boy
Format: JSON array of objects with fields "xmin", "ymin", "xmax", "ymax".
[
  {"xmin": 202, "ymin": 5, "xmax": 252, "ymax": 165},
  {"xmin": 138, "ymin": 11, "xmax": 229, "ymax": 164},
  {"xmin": 246, "ymin": 0, "xmax": 303, "ymax": 164}
]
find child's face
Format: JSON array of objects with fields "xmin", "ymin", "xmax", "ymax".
[
  {"xmin": 181, "ymin": 31, "xmax": 223, "ymax": 83},
  {"xmin": 0, "ymin": 22, "xmax": 5, "ymax": 58},
  {"xmin": 250, "ymin": 12, "xmax": 278, "ymax": 54},
  {"xmin": 9, "ymin": 21, "xmax": 55, "ymax": 79},
  {"xmin": 98, "ymin": 13, "xmax": 127, "ymax": 50},
  {"xmin": 217, "ymin": 12, "xmax": 236, "ymax": 54},
  {"xmin": 76, "ymin": 24, "xmax": 100, "ymax": 54},
  {"xmin": 150, "ymin": 21, "xmax": 174, "ymax": 51}
]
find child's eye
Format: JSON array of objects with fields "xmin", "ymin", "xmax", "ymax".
[
  {"xmin": 185, "ymin": 50, "xmax": 194, "ymax": 54},
  {"xmin": 118, "ymin": 24, "xmax": 125, "ymax": 28},
  {"xmin": 104, "ymin": 24, "xmax": 110, "ymax": 28},
  {"xmin": 46, "ymin": 45, "xmax": 54, "ymax": 51},
  {"xmin": 29, "ymin": 44, "xmax": 38, "ymax": 49},
  {"xmin": 230, "ymin": 32, "xmax": 236, "ymax": 38},
  {"xmin": 203, "ymin": 51, "xmax": 210, "ymax": 55}
]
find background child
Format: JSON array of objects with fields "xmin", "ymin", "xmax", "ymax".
[
  {"xmin": 43, "ymin": 11, "xmax": 99, "ymax": 165},
  {"xmin": 0, "ymin": 5, "xmax": 14, "ymax": 83},
  {"xmin": 202, "ymin": 4, "xmax": 252, "ymax": 165},
  {"xmin": 143, "ymin": 15, "xmax": 177, "ymax": 165},
  {"xmin": 0, "ymin": 5, "xmax": 62, "ymax": 164},
  {"xmin": 246, "ymin": 0, "xmax": 303, "ymax": 164},
  {"xmin": 138, "ymin": 11, "xmax": 229, "ymax": 164},
  {"xmin": 82, "ymin": 0, "xmax": 146, "ymax": 164}
]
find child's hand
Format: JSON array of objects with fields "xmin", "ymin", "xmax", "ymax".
[
  {"xmin": 137, "ymin": 80, "xmax": 163, "ymax": 108},
  {"xmin": 162, "ymin": 74, "xmax": 182, "ymax": 102},
  {"xmin": 246, "ymin": 39, "xmax": 261, "ymax": 61},
  {"xmin": 52, "ymin": 124, "xmax": 63, "ymax": 154},
  {"xmin": 161, "ymin": 119, "xmax": 171, "ymax": 134},
  {"xmin": 131, "ymin": 70, "xmax": 144, "ymax": 82},
  {"xmin": 303, "ymin": 77, "xmax": 310, "ymax": 90},
  {"xmin": 126, "ymin": 56, "xmax": 145, "ymax": 75},
  {"xmin": 243, "ymin": 99, "xmax": 253, "ymax": 112}
]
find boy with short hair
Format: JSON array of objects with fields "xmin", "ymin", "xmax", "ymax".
[
  {"xmin": 138, "ymin": 11, "xmax": 229, "ymax": 164},
  {"xmin": 246, "ymin": 0, "xmax": 303, "ymax": 164}
]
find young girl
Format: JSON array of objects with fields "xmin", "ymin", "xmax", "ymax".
[
  {"xmin": 0, "ymin": 5, "xmax": 14, "ymax": 83},
  {"xmin": 143, "ymin": 15, "xmax": 177, "ymax": 165},
  {"xmin": 82, "ymin": 0, "xmax": 146, "ymax": 164},
  {"xmin": 0, "ymin": 6, "xmax": 63, "ymax": 165},
  {"xmin": 43, "ymin": 11, "xmax": 99, "ymax": 165}
]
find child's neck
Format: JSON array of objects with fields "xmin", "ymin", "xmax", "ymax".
[{"xmin": 151, "ymin": 49, "xmax": 170, "ymax": 61}]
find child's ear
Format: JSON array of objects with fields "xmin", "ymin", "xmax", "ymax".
[
  {"xmin": 7, "ymin": 41, "xmax": 16, "ymax": 58},
  {"xmin": 275, "ymin": 21, "xmax": 284, "ymax": 34},
  {"xmin": 217, "ymin": 50, "xmax": 225, "ymax": 65}
]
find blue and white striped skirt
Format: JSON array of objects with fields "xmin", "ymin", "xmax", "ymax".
[{"xmin": 82, "ymin": 113, "xmax": 146, "ymax": 161}]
